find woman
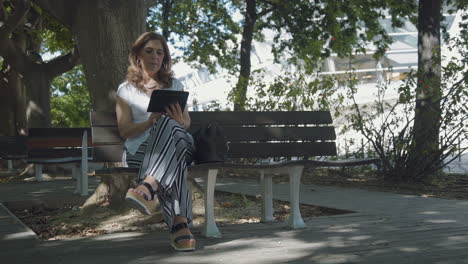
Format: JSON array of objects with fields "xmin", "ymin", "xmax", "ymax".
[{"xmin": 116, "ymin": 32, "xmax": 196, "ymax": 252}]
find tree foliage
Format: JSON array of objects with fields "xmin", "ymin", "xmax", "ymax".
[
  {"xmin": 50, "ymin": 65, "xmax": 90, "ymax": 127},
  {"xmin": 343, "ymin": 12, "xmax": 468, "ymax": 182},
  {"xmin": 148, "ymin": 0, "xmax": 240, "ymax": 73},
  {"xmin": 228, "ymin": 0, "xmax": 418, "ymax": 110}
]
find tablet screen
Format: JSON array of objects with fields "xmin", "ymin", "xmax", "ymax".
[{"xmin": 147, "ymin": 89, "xmax": 189, "ymax": 112}]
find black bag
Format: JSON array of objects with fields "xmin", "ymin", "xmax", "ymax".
[{"xmin": 192, "ymin": 122, "xmax": 229, "ymax": 164}]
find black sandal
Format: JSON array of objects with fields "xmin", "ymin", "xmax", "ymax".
[
  {"xmin": 170, "ymin": 222, "xmax": 196, "ymax": 252},
  {"xmin": 125, "ymin": 182, "xmax": 158, "ymax": 215}
]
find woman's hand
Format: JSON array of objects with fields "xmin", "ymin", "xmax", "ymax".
[
  {"xmin": 147, "ymin": 112, "xmax": 163, "ymax": 128},
  {"xmin": 164, "ymin": 103, "xmax": 184, "ymax": 126}
]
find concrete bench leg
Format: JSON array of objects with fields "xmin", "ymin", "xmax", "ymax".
[
  {"xmin": 7, "ymin": 160, "xmax": 13, "ymax": 172},
  {"xmin": 72, "ymin": 165, "xmax": 82, "ymax": 194},
  {"xmin": 288, "ymin": 165, "xmax": 306, "ymax": 229},
  {"xmin": 80, "ymin": 130, "xmax": 88, "ymax": 196},
  {"xmin": 35, "ymin": 164, "xmax": 43, "ymax": 182},
  {"xmin": 80, "ymin": 163, "xmax": 88, "ymax": 196},
  {"xmin": 203, "ymin": 168, "xmax": 222, "ymax": 238},
  {"xmin": 260, "ymin": 170, "xmax": 274, "ymax": 222}
]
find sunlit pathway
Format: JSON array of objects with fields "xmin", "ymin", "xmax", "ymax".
[{"xmin": 1, "ymin": 176, "xmax": 468, "ymax": 263}]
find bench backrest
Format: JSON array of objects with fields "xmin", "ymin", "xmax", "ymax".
[
  {"xmin": 27, "ymin": 128, "xmax": 91, "ymax": 159},
  {"xmin": 90, "ymin": 111, "xmax": 337, "ymax": 162}
]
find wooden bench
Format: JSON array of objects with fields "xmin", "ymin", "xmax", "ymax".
[
  {"xmin": 0, "ymin": 136, "xmax": 28, "ymax": 171},
  {"xmin": 88, "ymin": 111, "xmax": 380, "ymax": 238},
  {"xmin": 26, "ymin": 128, "xmax": 91, "ymax": 195}
]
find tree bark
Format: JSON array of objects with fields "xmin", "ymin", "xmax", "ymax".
[
  {"xmin": 233, "ymin": 0, "xmax": 257, "ymax": 111},
  {"xmin": 161, "ymin": 0, "xmax": 174, "ymax": 40},
  {"xmin": 410, "ymin": 0, "xmax": 442, "ymax": 179},
  {"xmin": 72, "ymin": 0, "xmax": 147, "ymax": 111},
  {"xmin": 35, "ymin": 0, "xmax": 148, "ymax": 210},
  {"xmin": 0, "ymin": 0, "xmax": 80, "ymax": 130},
  {"xmin": 81, "ymin": 174, "xmax": 135, "ymax": 215}
]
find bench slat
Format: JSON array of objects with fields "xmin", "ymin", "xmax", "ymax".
[
  {"xmin": 228, "ymin": 142, "xmax": 337, "ymax": 158},
  {"xmin": 27, "ymin": 138, "xmax": 89, "ymax": 148},
  {"xmin": 0, "ymin": 136, "xmax": 28, "ymax": 158},
  {"xmin": 90, "ymin": 112, "xmax": 117, "ymax": 126},
  {"xmin": 92, "ymin": 142, "xmax": 337, "ymax": 162},
  {"xmin": 93, "ymin": 126, "xmax": 335, "ymax": 143},
  {"xmin": 189, "ymin": 126, "xmax": 336, "ymax": 141},
  {"xmin": 29, "ymin": 127, "xmax": 90, "ymax": 137},
  {"xmin": 93, "ymin": 145, "xmax": 124, "ymax": 162},
  {"xmin": 28, "ymin": 148, "xmax": 89, "ymax": 159},
  {"xmin": 90, "ymin": 111, "xmax": 333, "ymax": 127},
  {"xmin": 190, "ymin": 111, "xmax": 333, "ymax": 125},
  {"xmin": 91, "ymin": 127, "xmax": 123, "ymax": 144}
]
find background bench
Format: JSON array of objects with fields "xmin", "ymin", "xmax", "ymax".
[
  {"xmin": 27, "ymin": 127, "xmax": 91, "ymax": 196},
  {"xmin": 89, "ymin": 111, "xmax": 380, "ymax": 237},
  {"xmin": 0, "ymin": 136, "xmax": 28, "ymax": 172}
]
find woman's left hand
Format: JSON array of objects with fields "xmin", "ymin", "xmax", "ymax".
[{"xmin": 164, "ymin": 103, "xmax": 184, "ymax": 126}]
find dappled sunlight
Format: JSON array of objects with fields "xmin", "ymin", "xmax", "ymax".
[
  {"xmin": 348, "ymin": 235, "xmax": 372, "ymax": 241},
  {"xmin": 419, "ymin": 211, "xmax": 441, "ymax": 215},
  {"xmin": 435, "ymin": 235, "xmax": 468, "ymax": 249},
  {"xmin": 424, "ymin": 219, "xmax": 457, "ymax": 224},
  {"xmin": 323, "ymin": 224, "xmax": 362, "ymax": 233},
  {"xmin": 3, "ymin": 230, "xmax": 35, "ymax": 240},
  {"xmin": 398, "ymin": 246, "xmax": 420, "ymax": 252},
  {"xmin": 309, "ymin": 253, "xmax": 361, "ymax": 264},
  {"xmin": 91, "ymin": 232, "xmax": 146, "ymax": 241}
]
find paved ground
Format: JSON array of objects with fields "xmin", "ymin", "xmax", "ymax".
[{"xmin": 1, "ymin": 174, "xmax": 468, "ymax": 263}]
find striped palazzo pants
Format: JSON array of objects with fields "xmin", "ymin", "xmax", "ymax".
[{"xmin": 124, "ymin": 116, "xmax": 195, "ymax": 228}]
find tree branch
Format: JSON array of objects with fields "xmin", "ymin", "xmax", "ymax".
[
  {"xmin": 43, "ymin": 46, "xmax": 80, "ymax": 79},
  {"xmin": 0, "ymin": 0, "xmax": 30, "ymax": 36},
  {"xmin": 0, "ymin": 0, "xmax": 7, "ymax": 22},
  {"xmin": 33, "ymin": 0, "xmax": 75, "ymax": 27},
  {"xmin": 0, "ymin": 35, "xmax": 33, "ymax": 74},
  {"xmin": 145, "ymin": 0, "xmax": 155, "ymax": 10}
]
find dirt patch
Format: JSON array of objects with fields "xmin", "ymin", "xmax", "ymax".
[
  {"xmin": 220, "ymin": 167, "xmax": 468, "ymax": 200},
  {"xmin": 4, "ymin": 164, "xmax": 468, "ymax": 241},
  {"xmin": 9, "ymin": 187, "xmax": 349, "ymax": 241}
]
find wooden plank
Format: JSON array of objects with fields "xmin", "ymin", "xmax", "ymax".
[
  {"xmin": 228, "ymin": 142, "xmax": 337, "ymax": 158},
  {"xmin": 91, "ymin": 111, "xmax": 333, "ymax": 127},
  {"xmin": 0, "ymin": 136, "xmax": 28, "ymax": 158},
  {"xmin": 92, "ymin": 142, "xmax": 337, "ymax": 163},
  {"xmin": 27, "ymin": 138, "xmax": 89, "ymax": 148},
  {"xmin": 189, "ymin": 126, "xmax": 336, "ymax": 141},
  {"xmin": 28, "ymin": 127, "xmax": 90, "ymax": 138},
  {"xmin": 91, "ymin": 127, "xmax": 123, "ymax": 144},
  {"xmin": 90, "ymin": 111, "xmax": 117, "ymax": 126},
  {"xmin": 190, "ymin": 111, "xmax": 333, "ymax": 125},
  {"xmin": 27, "ymin": 148, "xmax": 86, "ymax": 159},
  {"xmin": 92, "ymin": 145, "xmax": 124, "ymax": 162}
]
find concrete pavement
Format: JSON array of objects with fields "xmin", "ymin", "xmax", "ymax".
[{"xmin": 1, "ymin": 175, "xmax": 468, "ymax": 263}]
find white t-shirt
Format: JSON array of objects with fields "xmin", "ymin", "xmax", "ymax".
[{"xmin": 116, "ymin": 79, "xmax": 184, "ymax": 154}]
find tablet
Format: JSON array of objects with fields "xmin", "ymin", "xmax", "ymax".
[{"xmin": 147, "ymin": 89, "xmax": 189, "ymax": 112}]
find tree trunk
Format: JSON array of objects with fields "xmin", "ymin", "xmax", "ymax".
[
  {"xmin": 0, "ymin": 1, "xmax": 79, "ymax": 130},
  {"xmin": 73, "ymin": 0, "xmax": 147, "ymax": 111},
  {"xmin": 0, "ymin": 67, "xmax": 27, "ymax": 136},
  {"xmin": 24, "ymin": 72, "xmax": 53, "ymax": 127},
  {"xmin": 233, "ymin": 0, "xmax": 257, "ymax": 111},
  {"xmin": 81, "ymin": 174, "xmax": 135, "ymax": 215},
  {"xmin": 410, "ymin": 0, "xmax": 442, "ymax": 179},
  {"xmin": 35, "ymin": 0, "xmax": 148, "ymax": 211}
]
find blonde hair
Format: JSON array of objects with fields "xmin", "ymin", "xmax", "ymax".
[{"xmin": 126, "ymin": 32, "xmax": 174, "ymax": 90}]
